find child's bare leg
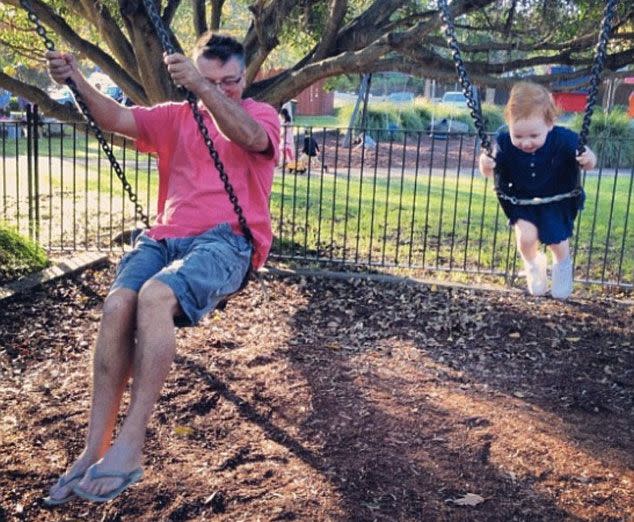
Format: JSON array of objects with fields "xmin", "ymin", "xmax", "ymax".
[
  {"xmin": 514, "ymin": 219, "xmax": 540, "ymax": 261},
  {"xmin": 548, "ymin": 239, "xmax": 570, "ymax": 263},
  {"xmin": 46, "ymin": 288, "xmax": 137, "ymax": 501},
  {"xmin": 515, "ymin": 219, "xmax": 547, "ymax": 295}
]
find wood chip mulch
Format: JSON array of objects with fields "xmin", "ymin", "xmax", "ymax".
[{"xmin": 1, "ymin": 260, "xmax": 632, "ymax": 521}]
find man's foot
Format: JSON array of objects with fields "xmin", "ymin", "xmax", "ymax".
[
  {"xmin": 72, "ymin": 443, "xmax": 142, "ymax": 502},
  {"xmin": 44, "ymin": 454, "xmax": 96, "ymax": 506},
  {"xmin": 524, "ymin": 252, "xmax": 548, "ymax": 296},
  {"xmin": 551, "ymin": 255, "xmax": 573, "ymax": 299},
  {"xmin": 73, "ymin": 466, "xmax": 143, "ymax": 503}
]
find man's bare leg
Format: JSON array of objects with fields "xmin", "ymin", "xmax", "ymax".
[
  {"xmin": 74, "ymin": 280, "xmax": 180, "ymax": 497},
  {"xmin": 46, "ymin": 288, "xmax": 138, "ymax": 501}
]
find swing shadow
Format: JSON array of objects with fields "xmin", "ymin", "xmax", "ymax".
[
  {"xmin": 173, "ymin": 354, "xmax": 573, "ymax": 520},
  {"xmin": 275, "ymin": 274, "xmax": 633, "ymax": 519}
]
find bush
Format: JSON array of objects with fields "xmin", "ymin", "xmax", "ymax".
[
  {"xmin": 0, "ymin": 224, "xmax": 49, "ymax": 285},
  {"xmin": 7, "ymin": 96, "xmax": 20, "ymax": 111},
  {"xmin": 570, "ymin": 108, "xmax": 634, "ymax": 168},
  {"xmin": 412, "ymin": 102, "xmax": 432, "ymax": 130},
  {"xmin": 481, "ymin": 103, "xmax": 505, "ymax": 132},
  {"xmin": 338, "ymin": 103, "xmax": 402, "ymax": 140},
  {"xmin": 336, "ymin": 98, "xmax": 505, "ymax": 139},
  {"xmin": 399, "ymin": 108, "xmax": 425, "ymax": 131}
]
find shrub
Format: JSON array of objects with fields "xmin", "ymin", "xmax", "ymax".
[
  {"xmin": 7, "ymin": 96, "xmax": 20, "ymax": 111},
  {"xmin": 0, "ymin": 224, "xmax": 49, "ymax": 285},
  {"xmin": 412, "ymin": 101, "xmax": 433, "ymax": 130},
  {"xmin": 399, "ymin": 108, "xmax": 425, "ymax": 131},
  {"xmin": 570, "ymin": 108, "xmax": 634, "ymax": 168},
  {"xmin": 481, "ymin": 103, "xmax": 505, "ymax": 132}
]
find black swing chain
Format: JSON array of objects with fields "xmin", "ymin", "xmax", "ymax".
[
  {"xmin": 438, "ymin": 0, "xmax": 617, "ymax": 157},
  {"xmin": 437, "ymin": 0, "xmax": 492, "ymax": 157},
  {"xmin": 438, "ymin": 0, "xmax": 618, "ymax": 206},
  {"xmin": 577, "ymin": 0, "xmax": 618, "ymax": 154},
  {"xmin": 141, "ymin": 0, "xmax": 254, "ymax": 246},
  {"xmin": 20, "ymin": 0, "xmax": 151, "ymax": 229}
]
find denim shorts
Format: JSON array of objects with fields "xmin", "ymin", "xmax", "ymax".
[{"xmin": 111, "ymin": 223, "xmax": 252, "ymax": 326}]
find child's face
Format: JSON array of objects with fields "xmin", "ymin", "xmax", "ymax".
[{"xmin": 508, "ymin": 115, "xmax": 553, "ymax": 154}]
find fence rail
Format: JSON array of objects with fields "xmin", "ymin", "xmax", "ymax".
[{"xmin": 2, "ymin": 107, "xmax": 633, "ymax": 289}]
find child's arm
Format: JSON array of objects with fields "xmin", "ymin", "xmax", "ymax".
[
  {"xmin": 478, "ymin": 150, "xmax": 496, "ymax": 177},
  {"xmin": 576, "ymin": 146, "xmax": 597, "ymax": 170}
]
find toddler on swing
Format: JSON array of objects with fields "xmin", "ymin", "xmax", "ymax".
[{"xmin": 479, "ymin": 82, "xmax": 597, "ymax": 299}]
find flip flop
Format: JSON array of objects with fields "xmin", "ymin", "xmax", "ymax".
[
  {"xmin": 72, "ymin": 465, "xmax": 143, "ymax": 503},
  {"xmin": 43, "ymin": 471, "xmax": 85, "ymax": 506}
]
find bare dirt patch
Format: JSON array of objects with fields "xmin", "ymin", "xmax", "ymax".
[{"xmin": 1, "ymin": 261, "xmax": 632, "ymax": 521}]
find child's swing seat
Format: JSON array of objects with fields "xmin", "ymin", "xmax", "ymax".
[{"xmin": 493, "ymin": 130, "xmax": 585, "ymax": 221}]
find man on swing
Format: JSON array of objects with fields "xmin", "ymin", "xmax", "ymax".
[{"xmin": 44, "ymin": 32, "xmax": 280, "ymax": 504}]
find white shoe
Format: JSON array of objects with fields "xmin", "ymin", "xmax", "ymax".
[
  {"xmin": 551, "ymin": 256, "xmax": 573, "ymax": 299},
  {"xmin": 524, "ymin": 252, "xmax": 547, "ymax": 296}
]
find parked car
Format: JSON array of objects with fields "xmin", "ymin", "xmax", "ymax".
[
  {"xmin": 104, "ymin": 85, "xmax": 124, "ymax": 103},
  {"xmin": 441, "ymin": 91, "xmax": 469, "ymax": 108},
  {"xmin": 104, "ymin": 85, "xmax": 133, "ymax": 106},
  {"xmin": 50, "ymin": 87, "xmax": 75, "ymax": 107},
  {"xmin": 388, "ymin": 91, "xmax": 415, "ymax": 103}
]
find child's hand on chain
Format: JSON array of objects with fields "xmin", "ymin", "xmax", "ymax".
[
  {"xmin": 478, "ymin": 149, "xmax": 497, "ymax": 177},
  {"xmin": 576, "ymin": 148, "xmax": 597, "ymax": 170}
]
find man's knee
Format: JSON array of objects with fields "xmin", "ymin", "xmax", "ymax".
[
  {"xmin": 137, "ymin": 280, "xmax": 180, "ymax": 321},
  {"xmin": 102, "ymin": 289, "xmax": 137, "ymax": 327}
]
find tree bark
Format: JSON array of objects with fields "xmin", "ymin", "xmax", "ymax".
[
  {"xmin": 210, "ymin": 0, "xmax": 225, "ymax": 32},
  {"xmin": 192, "ymin": 0, "xmax": 207, "ymax": 35}
]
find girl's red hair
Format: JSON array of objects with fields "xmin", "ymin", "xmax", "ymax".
[{"xmin": 504, "ymin": 81, "xmax": 558, "ymax": 125}]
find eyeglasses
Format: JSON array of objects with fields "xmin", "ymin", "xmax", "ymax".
[{"xmin": 208, "ymin": 74, "xmax": 243, "ymax": 88}]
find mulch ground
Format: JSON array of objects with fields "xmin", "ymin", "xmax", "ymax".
[
  {"xmin": 311, "ymin": 131, "xmax": 479, "ymax": 171},
  {"xmin": 0, "ymin": 260, "xmax": 632, "ymax": 521}
]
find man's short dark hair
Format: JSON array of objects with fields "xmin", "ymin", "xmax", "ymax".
[{"xmin": 193, "ymin": 32, "xmax": 245, "ymax": 68}]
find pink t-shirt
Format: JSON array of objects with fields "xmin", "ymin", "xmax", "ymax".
[{"xmin": 131, "ymin": 99, "xmax": 280, "ymax": 269}]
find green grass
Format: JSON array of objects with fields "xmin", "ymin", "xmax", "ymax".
[
  {"xmin": 2, "ymin": 128, "xmax": 632, "ymax": 286},
  {"xmin": 0, "ymin": 131, "xmax": 137, "ymax": 162},
  {"xmin": 270, "ymin": 169, "xmax": 634, "ymax": 283},
  {"xmin": 295, "ymin": 115, "xmax": 341, "ymax": 128},
  {"xmin": 0, "ymin": 223, "xmax": 49, "ymax": 284}
]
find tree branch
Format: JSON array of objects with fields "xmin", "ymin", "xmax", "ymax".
[
  {"xmin": 4, "ymin": 0, "xmax": 148, "ymax": 105},
  {"xmin": 192, "ymin": 0, "xmax": 207, "ymax": 35},
  {"xmin": 210, "ymin": 0, "xmax": 225, "ymax": 32},
  {"xmin": 313, "ymin": 0, "xmax": 348, "ymax": 61},
  {"xmin": 162, "ymin": 0, "xmax": 182, "ymax": 26},
  {"xmin": 74, "ymin": 0, "xmax": 139, "ymax": 81},
  {"xmin": 0, "ymin": 69, "xmax": 82, "ymax": 121}
]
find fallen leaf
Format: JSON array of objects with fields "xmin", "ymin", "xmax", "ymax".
[
  {"xmin": 174, "ymin": 425, "xmax": 194, "ymax": 437},
  {"xmin": 447, "ymin": 493, "xmax": 485, "ymax": 506}
]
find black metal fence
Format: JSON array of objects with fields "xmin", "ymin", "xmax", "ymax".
[{"xmin": 2, "ymin": 107, "xmax": 633, "ymax": 289}]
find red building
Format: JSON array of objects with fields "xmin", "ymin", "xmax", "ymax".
[{"xmin": 552, "ymin": 92, "xmax": 587, "ymax": 113}]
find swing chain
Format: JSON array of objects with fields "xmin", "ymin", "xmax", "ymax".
[
  {"xmin": 141, "ymin": 0, "xmax": 254, "ymax": 246},
  {"xmin": 438, "ymin": 0, "xmax": 618, "ymax": 208},
  {"xmin": 497, "ymin": 187, "xmax": 583, "ymax": 206},
  {"xmin": 19, "ymin": 0, "xmax": 151, "ymax": 228},
  {"xmin": 437, "ymin": 0, "xmax": 492, "ymax": 156},
  {"xmin": 577, "ymin": 0, "xmax": 618, "ymax": 154}
]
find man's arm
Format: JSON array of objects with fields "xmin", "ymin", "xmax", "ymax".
[
  {"xmin": 163, "ymin": 53, "xmax": 270, "ymax": 153},
  {"xmin": 197, "ymin": 85, "xmax": 270, "ymax": 152},
  {"xmin": 46, "ymin": 51, "xmax": 138, "ymax": 140}
]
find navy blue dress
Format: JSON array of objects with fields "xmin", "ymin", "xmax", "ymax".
[{"xmin": 494, "ymin": 125, "xmax": 585, "ymax": 245}]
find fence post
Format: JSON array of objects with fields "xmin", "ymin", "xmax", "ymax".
[
  {"xmin": 33, "ymin": 104, "xmax": 40, "ymax": 242},
  {"xmin": 25, "ymin": 104, "xmax": 34, "ymax": 239}
]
